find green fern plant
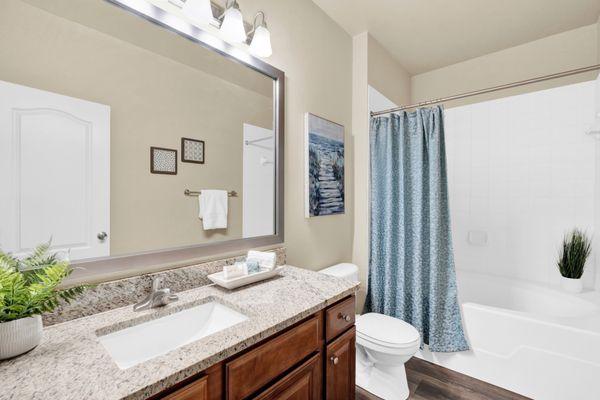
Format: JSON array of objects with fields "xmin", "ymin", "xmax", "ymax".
[
  {"xmin": 0, "ymin": 241, "xmax": 87, "ymax": 323},
  {"xmin": 557, "ymin": 229, "xmax": 592, "ymax": 279}
]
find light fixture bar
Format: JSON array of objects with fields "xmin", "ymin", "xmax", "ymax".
[{"xmin": 170, "ymin": 0, "xmax": 253, "ymax": 31}]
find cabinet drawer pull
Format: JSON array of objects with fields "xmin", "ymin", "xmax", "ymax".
[
  {"xmin": 338, "ymin": 313, "xmax": 351, "ymax": 322},
  {"xmin": 330, "ymin": 356, "xmax": 339, "ymax": 365}
]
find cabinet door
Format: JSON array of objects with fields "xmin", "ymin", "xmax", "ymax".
[
  {"xmin": 254, "ymin": 353, "xmax": 322, "ymax": 400},
  {"xmin": 226, "ymin": 316, "xmax": 320, "ymax": 400},
  {"xmin": 326, "ymin": 327, "xmax": 355, "ymax": 400},
  {"xmin": 161, "ymin": 375, "xmax": 207, "ymax": 400}
]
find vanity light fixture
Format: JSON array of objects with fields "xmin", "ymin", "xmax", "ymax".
[
  {"xmin": 218, "ymin": 0, "xmax": 247, "ymax": 43},
  {"xmin": 248, "ymin": 11, "xmax": 272, "ymax": 58},
  {"xmin": 181, "ymin": 0, "xmax": 214, "ymax": 27}
]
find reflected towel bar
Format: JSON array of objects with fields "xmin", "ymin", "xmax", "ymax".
[{"xmin": 184, "ymin": 189, "xmax": 238, "ymax": 197}]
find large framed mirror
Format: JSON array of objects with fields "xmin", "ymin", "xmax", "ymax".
[{"xmin": 0, "ymin": 0, "xmax": 284, "ymax": 280}]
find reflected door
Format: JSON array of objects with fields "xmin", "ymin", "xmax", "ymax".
[
  {"xmin": 243, "ymin": 123, "xmax": 275, "ymax": 238},
  {"xmin": 0, "ymin": 80, "xmax": 110, "ymax": 260}
]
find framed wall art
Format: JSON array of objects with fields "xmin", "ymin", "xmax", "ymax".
[
  {"xmin": 150, "ymin": 146, "xmax": 177, "ymax": 175},
  {"xmin": 304, "ymin": 113, "xmax": 345, "ymax": 217},
  {"xmin": 181, "ymin": 137, "xmax": 205, "ymax": 164}
]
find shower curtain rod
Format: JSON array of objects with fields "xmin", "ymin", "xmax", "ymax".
[{"xmin": 370, "ymin": 63, "xmax": 600, "ymax": 117}]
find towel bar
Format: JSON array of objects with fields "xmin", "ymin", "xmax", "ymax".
[{"xmin": 184, "ymin": 189, "xmax": 238, "ymax": 197}]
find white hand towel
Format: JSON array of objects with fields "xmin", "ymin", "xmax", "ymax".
[
  {"xmin": 198, "ymin": 190, "xmax": 228, "ymax": 230},
  {"xmin": 246, "ymin": 250, "xmax": 276, "ymax": 271}
]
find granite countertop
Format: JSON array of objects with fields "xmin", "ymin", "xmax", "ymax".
[{"xmin": 1, "ymin": 266, "xmax": 358, "ymax": 400}]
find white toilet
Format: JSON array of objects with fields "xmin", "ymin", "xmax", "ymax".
[{"xmin": 320, "ymin": 263, "xmax": 420, "ymax": 400}]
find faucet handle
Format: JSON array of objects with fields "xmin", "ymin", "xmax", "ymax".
[{"xmin": 151, "ymin": 276, "xmax": 163, "ymax": 291}]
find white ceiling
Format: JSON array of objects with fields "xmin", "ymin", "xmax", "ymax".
[{"xmin": 312, "ymin": 0, "xmax": 600, "ymax": 74}]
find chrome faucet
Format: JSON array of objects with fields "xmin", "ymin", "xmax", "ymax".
[{"xmin": 133, "ymin": 277, "xmax": 179, "ymax": 312}]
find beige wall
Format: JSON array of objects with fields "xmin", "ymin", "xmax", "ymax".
[
  {"xmin": 352, "ymin": 33, "xmax": 411, "ymax": 310},
  {"xmin": 237, "ymin": 0, "xmax": 355, "ymax": 270},
  {"xmin": 352, "ymin": 32, "xmax": 369, "ymax": 309},
  {"xmin": 367, "ymin": 36, "xmax": 412, "ymax": 106},
  {"xmin": 0, "ymin": 0, "xmax": 272, "ymax": 256},
  {"xmin": 412, "ymin": 24, "xmax": 599, "ymax": 107}
]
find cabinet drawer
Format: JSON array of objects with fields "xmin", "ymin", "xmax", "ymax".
[
  {"xmin": 226, "ymin": 316, "xmax": 321, "ymax": 400},
  {"xmin": 254, "ymin": 353, "xmax": 322, "ymax": 400},
  {"xmin": 325, "ymin": 296, "xmax": 355, "ymax": 342},
  {"xmin": 161, "ymin": 375, "xmax": 208, "ymax": 400}
]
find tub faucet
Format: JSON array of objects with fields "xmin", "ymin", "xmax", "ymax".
[{"xmin": 133, "ymin": 277, "xmax": 179, "ymax": 312}]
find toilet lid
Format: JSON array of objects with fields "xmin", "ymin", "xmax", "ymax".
[{"xmin": 356, "ymin": 313, "xmax": 420, "ymax": 348}]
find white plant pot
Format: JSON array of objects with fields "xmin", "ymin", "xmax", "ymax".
[
  {"xmin": 560, "ymin": 276, "xmax": 583, "ymax": 294},
  {"xmin": 0, "ymin": 315, "xmax": 43, "ymax": 360}
]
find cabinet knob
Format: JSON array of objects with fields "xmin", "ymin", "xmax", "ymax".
[
  {"xmin": 330, "ymin": 356, "xmax": 339, "ymax": 365},
  {"xmin": 338, "ymin": 313, "xmax": 352, "ymax": 322},
  {"xmin": 97, "ymin": 231, "xmax": 108, "ymax": 241}
]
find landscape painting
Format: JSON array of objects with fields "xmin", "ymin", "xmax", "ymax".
[{"xmin": 305, "ymin": 113, "xmax": 345, "ymax": 217}]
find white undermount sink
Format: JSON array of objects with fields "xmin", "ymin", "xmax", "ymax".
[{"xmin": 97, "ymin": 301, "xmax": 248, "ymax": 369}]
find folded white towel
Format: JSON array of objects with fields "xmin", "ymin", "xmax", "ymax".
[
  {"xmin": 246, "ymin": 250, "xmax": 276, "ymax": 271},
  {"xmin": 198, "ymin": 190, "xmax": 228, "ymax": 230}
]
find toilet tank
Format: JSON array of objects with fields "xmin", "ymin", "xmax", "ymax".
[{"xmin": 320, "ymin": 263, "xmax": 359, "ymax": 282}]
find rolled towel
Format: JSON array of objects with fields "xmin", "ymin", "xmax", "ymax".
[{"xmin": 246, "ymin": 250, "xmax": 276, "ymax": 271}]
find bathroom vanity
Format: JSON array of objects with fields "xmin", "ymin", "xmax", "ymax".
[
  {"xmin": 156, "ymin": 294, "xmax": 356, "ymax": 400},
  {"xmin": 0, "ymin": 266, "xmax": 358, "ymax": 400}
]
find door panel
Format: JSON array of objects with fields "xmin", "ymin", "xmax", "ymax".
[
  {"xmin": 255, "ymin": 353, "xmax": 322, "ymax": 400},
  {"xmin": 0, "ymin": 80, "xmax": 110, "ymax": 260},
  {"xmin": 326, "ymin": 327, "xmax": 356, "ymax": 400},
  {"xmin": 242, "ymin": 123, "xmax": 275, "ymax": 238}
]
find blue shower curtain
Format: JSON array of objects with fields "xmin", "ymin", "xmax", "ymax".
[{"xmin": 365, "ymin": 106, "xmax": 469, "ymax": 352}]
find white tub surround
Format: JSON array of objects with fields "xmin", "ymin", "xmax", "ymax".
[
  {"xmin": 445, "ymin": 80, "xmax": 597, "ymax": 290},
  {"xmin": 418, "ymin": 270, "xmax": 600, "ymax": 400}
]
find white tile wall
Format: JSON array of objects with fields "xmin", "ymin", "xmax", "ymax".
[{"xmin": 445, "ymin": 81, "xmax": 597, "ymax": 288}]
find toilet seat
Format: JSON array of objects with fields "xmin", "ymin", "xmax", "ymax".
[{"xmin": 356, "ymin": 313, "xmax": 420, "ymax": 351}]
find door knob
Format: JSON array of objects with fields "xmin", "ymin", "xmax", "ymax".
[
  {"xmin": 97, "ymin": 231, "xmax": 108, "ymax": 241},
  {"xmin": 330, "ymin": 356, "xmax": 339, "ymax": 365}
]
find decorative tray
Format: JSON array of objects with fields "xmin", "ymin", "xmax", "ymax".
[{"xmin": 208, "ymin": 266, "xmax": 284, "ymax": 289}]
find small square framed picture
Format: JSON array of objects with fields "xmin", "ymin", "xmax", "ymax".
[
  {"xmin": 150, "ymin": 147, "xmax": 177, "ymax": 175},
  {"xmin": 181, "ymin": 137, "xmax": 205, "ymax": 164}
]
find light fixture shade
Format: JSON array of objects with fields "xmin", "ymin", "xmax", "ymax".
[
  {"xmin": 220, "ymin": 6, "xmax": 246, "ymax": 43},
  {"xmin": 249, "ymin": 25, "xmax": 272, "ymax": 57},
  {"xmin": 182, "ymin": 0, "xmax": 214, "ymax": 26}
]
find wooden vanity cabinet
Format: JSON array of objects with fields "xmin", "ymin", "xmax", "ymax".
[{"xmin": 155, "ymin": 295, "xmax": 355, "ymax": 400}]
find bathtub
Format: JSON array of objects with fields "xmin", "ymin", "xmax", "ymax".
[{"xmin": 417, "ymin": 270, "xmax": 600, "ymax": 400}]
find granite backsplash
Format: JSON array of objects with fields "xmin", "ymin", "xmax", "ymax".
[{"xmin": 43, "ymin": 248, "xmax": 286, "ymax": 326}]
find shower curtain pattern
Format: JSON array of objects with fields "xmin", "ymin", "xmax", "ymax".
[{"xmin": 365, "ymin": 106, "xmax": 469, "ymax": 352}]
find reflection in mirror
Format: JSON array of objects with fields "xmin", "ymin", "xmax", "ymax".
[{"xmin": 0, "ymin": 0, "xmax": 276, "ymax": 262}]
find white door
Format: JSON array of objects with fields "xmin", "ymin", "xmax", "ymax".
[
  {"xmin": 0, "ymin": 80, "xmax": 110, "ymax": 260},
  {"xmin": 243, "ymin": 123, "xmax": 274, "ymax": 238}
]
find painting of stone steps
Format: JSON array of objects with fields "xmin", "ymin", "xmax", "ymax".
[{"xmin": 305, "ymin": 113, "xmax": 345, "ymax": 217}]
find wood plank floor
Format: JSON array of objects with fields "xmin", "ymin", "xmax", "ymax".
[{"xmin": 356, "ymin": 357, "xmax": 531, "ymax": 400}]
